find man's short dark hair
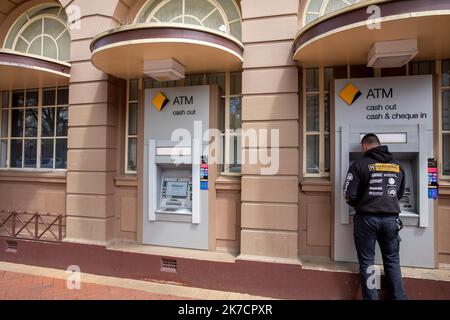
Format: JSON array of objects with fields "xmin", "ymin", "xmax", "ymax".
[{"xmin": 361, "ymin": 133, "xmax": 380, "ymax": 146}]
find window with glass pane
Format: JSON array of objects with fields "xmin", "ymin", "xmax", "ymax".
[
  {"xmin": 410, "ymin": 61, "xmax": 435, "ymax": 75},
  {"xmin": 11, "ymin": 90, "xmax": 38, "ymax": 168},
  {"xmin": 0, "ymin": 87, "xmax": 68, "ymax": 170},
  {"xmin": 40, "ymin": 88, "xmax": 68, "ymax": 169},
  {"xmin": 136, "ymin": 0, "xmax": 242, "ymax": 40},
  {"xmin": 304, "ymin": 67, "xmax": 334, "ymax": 176},
  {"xmin": 443, "ymin": 60, "xmax": 450, "ymax": 176},
  {"xmin": 228, "ymin": 96, "xmax": 241, "ymax": 173},
  {"xmin": 126, "ymin": 80, "xmax": 139, "ymax": 173},
  {"xmin": 305, "ymin": 68, "xmax": 320, "ymax": 174},
  {"xmin": 224, "ymin": 72, "xmax": 242, "ymax": 174}
]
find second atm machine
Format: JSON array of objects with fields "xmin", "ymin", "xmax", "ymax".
[
  {"xmin": 334, "ymin": 75, "xmax": 435, "ymax": 268},
  {"xmin": 143, "ymin": 86, "xmax": 211, "ymax": 250}
]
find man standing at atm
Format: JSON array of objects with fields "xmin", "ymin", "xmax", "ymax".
[{"xmin": 344, "ymin": 133, "xmax": 407, "ymax": 300}]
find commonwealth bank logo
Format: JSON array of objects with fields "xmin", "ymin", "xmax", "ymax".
[
  {"xmin": 152, "ymin": 91, "xmax": 169, "ymax": 111},
  {"xmin": 339, "ymin": 83, "xmax": 362, "ymax": 106}
]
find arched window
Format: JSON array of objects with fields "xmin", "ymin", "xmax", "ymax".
[
  {"xmin": 303, "ymin": 0, "xmax": 361, "ymax": 26},
  {"xmin": 3, "ymin": 3, "xmax": 70, "ymax": 62},
  {"xmin": 135, "ymin": 0, "xmax": 242, "ymax": 40}
]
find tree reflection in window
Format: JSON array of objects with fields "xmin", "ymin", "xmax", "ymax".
[{"xmin": 0, "ymin": 87, "xmax": 68, "ymax": 169}]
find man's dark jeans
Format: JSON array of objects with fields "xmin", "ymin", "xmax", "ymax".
[{"xmin": 353, "ymin": 213, "xmax": 407, "ymax": 300}]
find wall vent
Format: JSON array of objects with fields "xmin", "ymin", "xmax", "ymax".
[
  {"xmin": 160, "ymin": 258, "xmax": 177, "ymax": 273},
  {"xmin": 6, "ymin": 240, "xmax": 17, "ymax": 253}
]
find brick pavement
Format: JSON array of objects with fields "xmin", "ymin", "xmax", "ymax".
[{"xmin": 0, "ymin": 270, "xmax": 188, "ymax": 300}]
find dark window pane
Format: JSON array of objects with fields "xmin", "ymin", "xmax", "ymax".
[
  {"xmin": 12, "ymin": 90, "xmax": 24, "ymax": 108},
  {"xmin": 57, "ymin": 88, "xmax": 69, "ymax": 105},
  {"xmin": 0, "ymin": 139, "xmax": 6, "ymax": 168},
  {"xmin": 43, "ymin": 89, "xmax": 56, "ymax": 106},
  {"xmin": 55, "ymin": 139, "xmax": 67, "ymax": 169},
  {"xmin": 306, "ymin": 135, "xmax": 320, "ymax": 174},
  {"xmin": 11, "ymin": 109, "xmax": 23, "ymax": 137},
  {"xmin": 42, "ymin": 107, "xmax": 55, "ymax": 137},
  {"xmin": 229, "ymin": 97, "xmax": 241, "ymax": 130},
  {"xmin": 333, "ymin": 66, "xmax": 348, "ymax": 79},
  {"xmin": 41, "ymin": 139, "xmax": 54, "ymax": 169},
  {"xmin": 410, "ymin": 61, "xmax": 434, "ymax": 75},
  {"xmin": 24, "ymin": 139, "xmax": 37, "ymax": 168},
  {"xmin": 219, "ymin": 98, "xmax": 225, "ymax": 132},
  {"xmin": 324, "ymin": 67, "xmax": 334, "ymax": 91},
  {"xmin": 129, "ymin": 80, "xmax": 138, "ymax": 101},
  {"xmin": 228, "ymin": 135, "xmax": 241, "ymax": 173},
  {"xmin": 56, "ymin": 107, "xmax": 68, "ymax": 136},
  {"xmin": 443, "ymin": 90, "xmax": 450, "ymax": 131},
  {"xmin": 2, "ymin": 91, "xmax": 9, "ymax": 108},
  {"xmin": 230, "ymin": 72, "xmax": 242, "ymax": 95},
  {"xmin": 306, "ymin": 68, "xmax": 319, "ymax": 92},
  {"xmin": 380, "ymin": 66, "xmax": 407, "ymax": 77},
  {"xmin": 185, "ymin": 75, "xmax": 203, "ymax": 86},
  {"xmin": 144, "ymin": 78, "xmax": 155, "ymax": 89},
  {"xmin": 444, "ymin": 134, "xmax": 450, "ymax": 176},
  {"xmin": 442, "ymin": 60, "xmax": 450, "ymax": 87},
  {"xmin": 1, "ymin": 110, "xmax": 8, "ymax": 137},
  {"xmin": 127, "ymin": 137, "xmax": 137, "ymax": 172},
  {"xmin": 325, "ymin": 134, "xmax": 330, "ymax": 173},
  {"xmin": 128, "ymin": 103, "xmax": 138, "ymax": 135},
  {"xmin": 325, "ymin": 94, "xmax": 330, "ymax": 133},
  {"xmin": 10, "ymin": 140, "xmax": 22, "ymax": 168},
  {"xmin": 25, "ymin": 109, "xmax": 38, "ymax": 137},
  {"xmin": 26, "ymin": 90, "xmax": 38, "ymax": 107},
  {"xmin": 306, "ymin": 94, "xmax": 319, "ymax": 131},
  {"xmin": 350, "ymin": 65, "xmax": 374, "ymax": 78},
  {"xmin": 206, "ymin": 73, "xmax": 225, "ymax": 96}
]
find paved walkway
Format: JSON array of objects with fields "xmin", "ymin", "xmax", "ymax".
[{"xmin": 0, "ymin": 262, "xmax": 271, "ymax": 300}]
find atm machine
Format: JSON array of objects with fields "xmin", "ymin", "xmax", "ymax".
[
  {"xmin": 334, "ymin": 75, "xmax": 435, "ymax": 268},
  {"xmin": 143, "ymin": 86, "xmax": 211, "ymax": 250}
]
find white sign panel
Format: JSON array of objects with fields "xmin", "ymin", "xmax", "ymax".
[{"xmin": 335, "ymin": 75, "xmax": 433, "ymax": 128}]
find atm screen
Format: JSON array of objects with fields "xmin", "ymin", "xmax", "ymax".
[{"xmin": 166, "ymin": 182, "xmax": 188, "ymax": 198}]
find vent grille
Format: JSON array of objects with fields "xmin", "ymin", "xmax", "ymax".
[
  {"xmin": 6, "ymin": 240, "xmax": 17, "ymax": 252},
  {"xmin": 160, "ymin": 258, "xmax": 177, "ymax": 273}
]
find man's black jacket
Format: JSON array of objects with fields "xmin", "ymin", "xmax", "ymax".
[{"xmin": 344, "ymin": 145, "xmax": 405, "ymax": 214}]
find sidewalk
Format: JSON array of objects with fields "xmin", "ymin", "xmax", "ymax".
[{"xmin": 0, "ymin": 262, "xmax": 272, "ymax": 300}]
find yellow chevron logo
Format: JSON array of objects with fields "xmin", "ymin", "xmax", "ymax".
[
  {"xmin": 339, "ymin": 83, "xmax": 362, "ymax": 106},
  {"xmin": 151, "ymin": 91, "xmax": 169, "ymax": 111}
]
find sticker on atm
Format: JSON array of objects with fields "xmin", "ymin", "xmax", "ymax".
[
  {"xmin": 428, "ymin": 187, "xmax": 438, "ymax": 199},
  {"xmin": 200, "ymin": 181, "xmax": 209, "ymax": 190},
  {"xmin": 368, "ymin": 163, "xmax": 400, "ymax": 173}
]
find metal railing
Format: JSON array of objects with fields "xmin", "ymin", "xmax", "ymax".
[{"xmin": 0, "ymin": 210, "xmax": 65, "ymax": 242}]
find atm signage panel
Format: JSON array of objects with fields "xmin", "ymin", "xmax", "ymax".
[{"xmin": 335, "ymin": 75, "xmax": 433, "ymax": 127}]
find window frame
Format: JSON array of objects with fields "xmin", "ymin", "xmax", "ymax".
[
  {"xmin": 134, "ymin": 0, "xmax": 242, "ymax": 41},
  {"xmin": 222, "ymin": 71, "xmax": 242, "ymax": 176},
  {"xmin": 0, "ymin": 87, "xmax": 68, "ymax": 171},
  {"xmin": 125, "ymin": 80, "xmax": 139, "ymax": 175},
  {"xmin": 303, "ymin": 67, "xmax": 330, "ymax": 178},
  {"xmin": 4, "ymin": 4, "xmax": 70, "ymax": 63},
  {"xmin": 438, "ymin": 60, "xmax": 450, "ymax": 180}
]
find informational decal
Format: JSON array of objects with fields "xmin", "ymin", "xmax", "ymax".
[
  {"xmin": 200, "ymin": 156, "xmax": 208, "ymax": 190},
  {"xmin": 335, "ymin": 75, "xmax": 433, "ymax": 127},
  {"xmin": 428, "ymin": 158, "xmax": 439, "ymax": 199}
]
